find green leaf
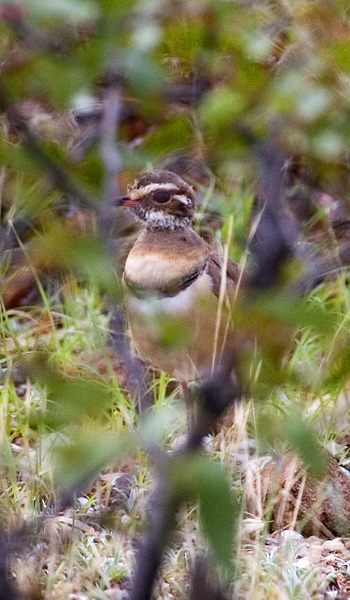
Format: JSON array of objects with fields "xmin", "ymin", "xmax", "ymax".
[
  {"xmin": 200, "ymin": 87, "xmax": 246, "ymax": 131},
  {"xmin": 157, "ymin": 314, "xmax": 191, "ymax": 351},
  {"xmin": 144, "ymin": 115, "xmax": 192, "ymax": 157},
  {"xmin": 27, "ymin": 0, "xmax": 99, "ymax": 23},
  {"xmin": 27, "ymin": 357, "xmax": 111, "ymax": 427},
  {"xmin": 312, "ymin": 129, "xmax": 344, "ymax": 160},
  {"xmin": 32, "ymin": 226, "xmax": 119, "ymax": 294},
  {"xmin": 73, "ymin": 152, "xmax": 104, "ymax": 192},
  {"xmin": 247, "ymin": 290, "xmax": 336, "ymax": 335},
  {"xmin": 30, "ymin": 56, "xmax": 87, "ymax": 109},
  {"xmin": 170, "ymin": 454, "xmax": 239, "ymax": 571},
  {"xmin": 165, "ymin": 21, "xmax": 206, "ymax": 60},
  {"xmin": 99, "ymin": 0, "xmax": 133, "ymax": 18},
  {"xmin": 284, "ymin": 411, "xmax": 327, "ymax": 479},
  {"xmin": 139, "ymin": 404, "xmax": 184, "ymax": 446},
  {"xmin": 257, "ymin": 406, "xmax": 327, "ymax": 479},
  {"xmin": 330, "ymin": 40, "xmax": 350, "ymax": 72},
  {"xmin": 125, "ymin": 50, "xmax": 165, "ymax": 98},
  {"xmin": 54, "ymin": 429, "xmax": 133, "ymax": 491}
]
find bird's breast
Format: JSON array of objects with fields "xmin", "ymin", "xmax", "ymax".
[
  {"xmin": 126, "ymin": 270, "xmax": 213, "ymax": 317},
  {"xmin": 124, "ymin": 269, "xmax": 220, "ymax": 380},
  {"xmin": 124, "ymin": 243, "xmax": 207, "ymax": 291}
]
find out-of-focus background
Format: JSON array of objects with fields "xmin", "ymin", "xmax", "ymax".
[{"xmin": 2, "ymin": 1, "xmax": 350, "ymax": 598}]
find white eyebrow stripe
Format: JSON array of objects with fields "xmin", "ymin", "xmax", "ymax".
[{"xmin": 129, "ymin": 182, "xmax": 179, "ymax": 200}]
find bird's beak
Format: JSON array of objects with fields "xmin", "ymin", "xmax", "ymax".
[
  {"xmin": 116, "ymin": 195, "xmax": 140, "ymax": 208},
  {"xmin": 115, "ymin": 194, "xmax": 129, "ymax": 207}
]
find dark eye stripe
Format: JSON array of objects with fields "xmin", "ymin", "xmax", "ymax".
[{"xmin": 154, "ymin": 190, "xmax": 171, "ymax": 203}]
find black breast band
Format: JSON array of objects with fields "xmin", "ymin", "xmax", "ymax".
[{"xmin": 124, "ymin": 264, "xmax": 206, "ymax": 299}]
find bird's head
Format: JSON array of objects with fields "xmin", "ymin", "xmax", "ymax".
[{"xmin": 119, "ymin": 169, "xmax": 196, "ymax": 231}]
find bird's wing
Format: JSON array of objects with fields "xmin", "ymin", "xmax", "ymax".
[{"xmin": 206, "ymin": 250, "xmax": 242, "ymax": 297}]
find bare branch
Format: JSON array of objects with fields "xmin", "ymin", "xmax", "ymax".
[
  {"xmin": 129, "ymin": 363, "xmax": 240, "ymax": 600},
  {"xmin": 97, "ymin": 83, "xmax": 151, "ymax": 411}
]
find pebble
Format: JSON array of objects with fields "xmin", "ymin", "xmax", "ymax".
[
  {"xmin": 77, "ymin": 497, "xmax": 89, "ymax": 507},
  {"xmin": 280, "ymin": 530, "xmax": 304, "ymax": 543},
  {"xmin": 323, "ymin": 538, "xmax": 348, "ymax": 556},
  {"xmin": 308, "ymin": 543, "xmax": 323, "ymax": 562},
  {"xmin": 293, "ymin": 557, "xmax": 311, "ymax": 569}
]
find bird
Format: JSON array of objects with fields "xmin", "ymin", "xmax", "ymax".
[{"xmin": 119, "ymin": 169, "xmax": 242, "ymax": 382}]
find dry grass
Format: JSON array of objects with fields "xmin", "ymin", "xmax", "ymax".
[{"xmin": 2, "ymin": 206, "xmax": 350, "ymax": 599}]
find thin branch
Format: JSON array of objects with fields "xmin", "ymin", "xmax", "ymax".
[
  {"xmin": 189, "ymin": 555, "xmax": 226, "ymax": 600},
  {"xmin": 129, "ymin": 362, "xmax": 240, "ymax": 600},
  {"xmin": 99, "ymin": 86, "xmax": 123, "ymax": 236},
  {"xmin": 129, "ymin": 470, "xmax": 178, "ymax": 600},
  {"xmin": 97, "ymin": 84, "xmax": 151, "ymax": 411}
]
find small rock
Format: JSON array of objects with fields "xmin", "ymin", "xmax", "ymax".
[
  {"xmin": 309, "ymin": 543, "xmax": 324, "ymax": 562},
  {"xmin": 323, "ymin": 538, "xmax": 348, "ymax": 556},
  {"xmin": 325, "ymin": 554, "xmax": 341, "ymax": 565},
  {"xmin": 280, "ymin": 530, "xmax": 304, "ymax": 543},
  {"xmin": 323, "ymin": 591, "xmax": 338, "ymax": 600},
  {"xmin": 202, "ymin": 435, "xmax": 213, "ymax": 452},
  {"xmin": 114, "ymin": 473, "xmax": 133, "ymax": 491},
  {"xmin": 121, "ymin": 514, "xmax": 131, "ymax": 524},
  {"xmin": 293, "ymin": 557, "xmax": 311, "ymax": 569},
  {"xmin": 170, "ymin": 434, "xmax": 187, "ymax": 451},
  {"xmin": 77, "ymin": 497, "xmax": 89, "ymax": 507}
]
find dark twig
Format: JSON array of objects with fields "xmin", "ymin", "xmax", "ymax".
[
  {"xmin": 248, "ymin": 136, "xmax": 349, "ymax": 293},
  {"xmin": 189, "ymin": 555, "xmax": 226, "ymax": 600},
  {"xmin": 129, "ymin": 362, "xmax": 240, "ymax": 600},
  {"xmin": 129, "ymin": 466, "xmax": 178, "ymax": 600},
  {"xmin": 0, "ymin": 520, "xmax": 47, "ymax": 600},
  {"xmin": 249, "ymin": 139, "xmax": 297, "ymax": 289},
  {"xmin": 0, "ymin": 565, "xmax": 23, "ymax": 600},
  {"xmin": 97, "ymin": 84, "xmax": 151, "ymax": 411},
  {"xmin": 250, "ymin": 139, "xmax": 329, "ymax": 294},
  {"xmin": 99, "ymin": 86, "xmax": 123, "ymax": 237}
]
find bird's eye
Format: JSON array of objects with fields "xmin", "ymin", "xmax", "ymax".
[{"xmin": 154, "ymin": 190, "xmax": 170, "ymax": 204}]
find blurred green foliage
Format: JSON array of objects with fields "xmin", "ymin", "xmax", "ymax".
[
  {"xmin": 169, "ymin": 453, "xmax": 240, "ymax": 572},
  {"xmin": 2, "ymin": 0, "xmax": 350, "ymax": 583},
  {"xmin": 0, "ymin": 0, "xmax": 349, "ymax": 190}
]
